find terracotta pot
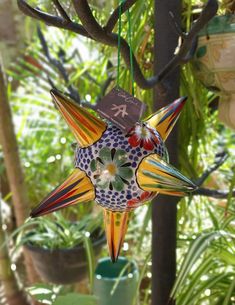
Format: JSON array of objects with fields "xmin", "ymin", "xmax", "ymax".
[
  {"xmin": 193, "ymin": 14, "xmax": 235, "ymax": 129},
  {"xmin": 25, "ymin": 231, "xmax": 106, "ymax": 285}
]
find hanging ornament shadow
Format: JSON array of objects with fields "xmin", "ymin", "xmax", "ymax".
[{"xmin": 30, "ymin": 89, "xmax": 197, "ymax": 262}]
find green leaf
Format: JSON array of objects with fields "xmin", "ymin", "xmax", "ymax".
[
  {"xmin": 53, "ymin": 293, "xmax": 97, "ymax": 305},
  {"xmin": 171, "ymin": 231, "xmax": 223, "ymax": 298},
  {"xmin": 83, "ymin": 234, "xmax": 95, "ymax": 292},
  {"xmin": 222, "ymin": 277, "xmax": 235, "ymax": 305},
  {"xmin": 218, "ymin": 249, "xmax": 235, "ymax": 266},
  {"xmin": 27, "ymin": 283, "xmax": 54, "ymax": 303},
  {"xmin": 177, "ymin": 256, "xmax": 215, "ymax": 305}
]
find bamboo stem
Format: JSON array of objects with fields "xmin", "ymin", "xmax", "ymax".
[
  {"xmin": 0, "ymin": 197, "xmax": 29, "ymax": 305},
  {"xmin": 0, "ymin": 60, "xmax": 40, "ymax": 288}
]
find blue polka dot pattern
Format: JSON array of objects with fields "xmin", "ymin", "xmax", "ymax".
[{"xmin": 74, "ymin": 123, "xmax": 167, "ymax": 212}]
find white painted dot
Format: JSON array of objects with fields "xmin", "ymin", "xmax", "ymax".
[
  {"xmin": 205, "ymin": 289, "xmax": 211, "ymax": 296},
  {"xmin": 96, "ymin": 275, "xmax": 102, "ymax": 279},
  {"xmin": 128, "ymin": 273, "xmax": 133, "ymax": 278}
]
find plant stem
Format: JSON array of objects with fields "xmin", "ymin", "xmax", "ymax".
[
  {"xmin": 0, "ymin": 196, "xmax": 29, "ymax": 305},
  {"xmin": 0, "ymin": 60, "xmax": 40, "ymax": 289}
]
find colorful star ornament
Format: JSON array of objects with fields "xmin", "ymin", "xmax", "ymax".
[{"xmin": 31, "ymin": 89, "xmax": 197, "ymax": 262}]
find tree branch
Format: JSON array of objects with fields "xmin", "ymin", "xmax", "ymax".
[
  {"xmin": 72, "ymin": 0, "xmax": 107, "ymax": 40},
  {"xmin": 18, "ymin": 0, "xmax": 218, "ymax": 90},
  {"xmin": 104, "ymin": 0, "xmax": 138, "ymax": 33},
  {"xmin": 52, "ymin": 0, "xmax": 71, "ymax": 22},
  {"xmin": 37, "ymin": 27, "xmax": 81, "ymax": 103},
  {"xmin": 195, "ymin": 151, "xmax": 229, "ymax": 186},
  {"xmin": 169, "ymin": 11, "xmax": 185, "ymax": 38},
  {"xmin": 149, "ymin": 0, "xmax": 218, "ymax": 87},
  {"xmin": 192, "ymin": 188, "xmax": 235, "ymax": 199},
  {"xmin": 71, "ymin": 0, "xmax": 151, "ymax": 87},
  {"xmin": 190, "ymin": 150, "xmax": 235, "ymax": 199},
  {"xmin": 72, "ymin": 0, "xmax": 218, "ymax": 89},
  {"xmin": 17, "ymin": 0, "xmax": 90, "ymax": 38}
]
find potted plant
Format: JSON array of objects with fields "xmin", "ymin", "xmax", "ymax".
[
  {"xmin": 93, "ymin": 257, "xmax": 139, "ymax": 305},
  {"xmin": 193, "ymin": 1, "xmax": 235, "ymax": 129},
  {"xmin": 16, "ymin": 211, "xmax": 105, "ymax": 285},
  {"xmin": 27, "ymin": 283, "xmax": 98, "ymax": 305}
]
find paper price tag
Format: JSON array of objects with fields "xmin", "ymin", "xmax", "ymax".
[{"xmin": 95, "ymin": 87, "xmax": 146, "ymax": 133}]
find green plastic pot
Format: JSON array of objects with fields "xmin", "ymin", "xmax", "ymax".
[{"xmin": 93, "ymin": 257, "xmax": 139, "ymax": 305}]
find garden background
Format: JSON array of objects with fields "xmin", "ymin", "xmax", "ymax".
[{"xmin": 0, "ymin": 0, "xmax": 235, "ymax": 305}]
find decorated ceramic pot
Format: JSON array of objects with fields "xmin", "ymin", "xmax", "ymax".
[
  {"xmin": 194, "ymin": 14, "xmax": 235, "ymax": 129},
  {"xmin": 30, "ymin": 89, "xmax": 196, "ymax": 262}
]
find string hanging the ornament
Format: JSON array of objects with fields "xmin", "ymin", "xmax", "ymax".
[
  {"xmin": 96, "ymin": 4, "xmax": 145, "ymax": 134},
  {"xmin": 117, "ymin": 0, "xmax": 135, "ymax": 95}
]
